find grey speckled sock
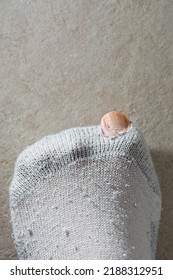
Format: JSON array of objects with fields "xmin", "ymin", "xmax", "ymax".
[{"xmin": 9, "ymin": 123, "xmax": 161, "ymax": 259}]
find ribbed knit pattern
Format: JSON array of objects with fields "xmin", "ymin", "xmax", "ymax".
[{"xmin": 9, "ymin": 123, "xmax": 161, "ymax": 259}]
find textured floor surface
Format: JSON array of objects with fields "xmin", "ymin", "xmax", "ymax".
[{"xmin": 0, "ymin": 0, "xmax": 173, "ymax": 259}]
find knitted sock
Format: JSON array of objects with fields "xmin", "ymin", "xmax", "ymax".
[{"xmin": 9, "ymin": 122, "xmax": 161, "ymax": 260}]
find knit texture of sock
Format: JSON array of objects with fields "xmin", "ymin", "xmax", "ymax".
[{"xmin": 9, "ymin": 123, "xmax": 161, "ymax": 260}]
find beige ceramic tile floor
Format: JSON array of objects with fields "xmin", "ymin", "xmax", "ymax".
[{"xmin": 0, "ymin": 0, "xmax": 173, "ymax": 259}]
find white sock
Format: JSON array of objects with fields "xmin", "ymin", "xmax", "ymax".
[{"xmin": 9, "ymin": 122, "xmax": 161, "ymax": 259}]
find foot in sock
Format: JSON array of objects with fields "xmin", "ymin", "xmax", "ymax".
[{"xmin": 9, "ymin": 111, "xmax": 161, "ymax": 259}]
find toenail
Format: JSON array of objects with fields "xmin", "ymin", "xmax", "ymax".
[{"xmin": 101, "ymin": 111, "xmax": 132, "ymax": 137}]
